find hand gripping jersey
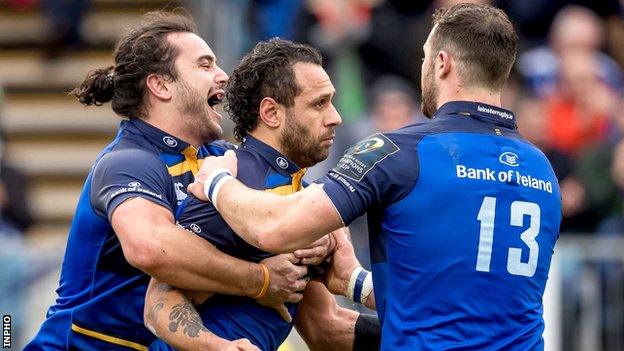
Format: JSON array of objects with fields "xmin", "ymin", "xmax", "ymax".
[
  {"xmin": 150, "ymin": 135, "xmax": 306, "ymax": 351},
  {"xmin": 316, "ymin": 101, "xmax": 562, "ymax": 350},
  {"xmin": 25, "ymin": 119, "xmax": 233, "ymax": 351}
]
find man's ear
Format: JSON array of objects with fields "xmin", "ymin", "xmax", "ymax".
[
  {"xmin": 436, "ymin": 50, "xmax": 452, "ymax": 79},
  {"xmin": 145, "ymin": 73, "xmax": 173, "ymax": 101},
  {"xmin": 259, "ymin": 97, "xmax": 283, "ymax": 128}
]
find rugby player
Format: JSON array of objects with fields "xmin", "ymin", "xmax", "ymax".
[
  {"xmin": 25, "ymin": 12, "xmax": 320, "ymax": 351},
  {"xmin": 145, "ymin": 38, "xmax": 380, "ymax": 351},
  {"xmin": 190, "ymin": 4, "xmax": 562, "ymax": 350}
]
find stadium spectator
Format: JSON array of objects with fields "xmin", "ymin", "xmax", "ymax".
[
  {"xmin": 517, "ymin": 5, "xmax": 623, "ymax": 98},
  {"xmin": 190, "ymin": 4, "xmax": 562, "ymax": 350}
]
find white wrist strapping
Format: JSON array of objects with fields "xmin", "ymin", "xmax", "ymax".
[
  {"xmin": 346, "ymin": 266, "xmax": 373, "ymax": 304},
  {"xmin": 202, "ymin": 168, "xmax": 234, "ymax": 210}
]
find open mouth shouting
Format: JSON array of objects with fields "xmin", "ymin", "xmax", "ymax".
[{"xmin": 207, "ymin": 89, "xmax": 225, "ymax": 120}]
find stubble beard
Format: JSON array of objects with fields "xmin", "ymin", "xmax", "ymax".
[
  {"xmin": 280, "ymin": 111, "xmax": 330, "ymax": 168},
  {"xmin": 421, "ymin": 60, "xmax": 438, "ymax": 119},
  {"xmin": 176, "ymin": 80, "xmax": 223, "ymax": 143}
]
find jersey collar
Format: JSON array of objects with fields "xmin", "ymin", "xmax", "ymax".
[
  {"xmin": 241, "ymin": 135, "xmax": 303, "ymax": 176},
  {"xmin": 129, "ymin": 118, "xmax": 195, "ymax": 155},
  {"xmin": 433, "ymin": 101, "xmax": 517, "ymax": 129}
]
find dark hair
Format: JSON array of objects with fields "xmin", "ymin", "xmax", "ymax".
[
  {"xmin": 71, "ymin": 11, "xmax": 197, "ymax": 119},
  {"xmin": 430, "ymin": 3, "xmax": 518, "ymax": 91},
  {"xmin": 225, "ymin": 38, "xmax": 323, "ymax": 140}
]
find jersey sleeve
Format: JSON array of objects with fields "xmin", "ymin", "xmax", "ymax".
[
  {"xmin": 90, "ymin": 148, "xmax": 175, "ymax": 219},
  {"xmin": 314, "ymin": 133, "xmax": 420, "ymax": 226},
  {"xmin": 204, "ymin": 140, "xmax": 238, "ymax": 156},
  {"xmin": 176, "ymin": 196, "xmax": 221, "ymax": 239}
]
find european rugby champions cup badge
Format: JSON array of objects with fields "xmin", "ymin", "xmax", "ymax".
[{"xmin": 333, "ymin": 133, "xmax": 400, "ymax": 182}]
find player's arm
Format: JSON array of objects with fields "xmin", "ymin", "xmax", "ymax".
[
  {"xmin": 188, "ymin": 151, "xmax": 342, "ymax": 252},
  {"xmin": 113, "ymin": 198, "xmax": 264, "ymax": 294},
  {"xmin": 96, "ymin": 150, "xmax": 304, "ymax": 308},
  {"xmin": 324, "ymin": 229, "xmax": 375, "ymax": 310},
  {"xmin": 144, "ymin": 279, "xmax": 260, "ymax": 351},
  {"xmin": 295, "ymin": 281, "xmax": 381, "ymax": 351}
]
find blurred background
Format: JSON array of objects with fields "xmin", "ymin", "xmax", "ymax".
[{"xmin": 1, "ymin": 0, "xmax": 624, "ymax": 350}]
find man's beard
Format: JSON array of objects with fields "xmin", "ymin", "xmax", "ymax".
[
  {"xmin": 176, "ymin": 80, "xmax": 223, "ymax": 143},
  {"xmin": 280, "ymin": 110, "xmax": 331, "ymax": 168},
  {"xmin": 421, "ymin": 60, "xmax": 438, "ymax": 118}
]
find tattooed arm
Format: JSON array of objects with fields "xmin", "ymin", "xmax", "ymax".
[{"xmin": 145, "ymin": 279, "xmax": 259, "ymax": 351}]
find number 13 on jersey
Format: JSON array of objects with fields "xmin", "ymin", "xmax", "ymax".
[{"xmin": 475, "ymin": 196, "xmax": 540, "ymax": 277}]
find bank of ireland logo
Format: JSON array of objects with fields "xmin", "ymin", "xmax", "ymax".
[
  {"xmin": 163, "ymin": 136, "xmax": 178, "ymax": 147},
  {"xmin": 276, "ymin": 157, "xmax": 289, "ymax": 169},
  {"xmin": 499, "ymin": 152, "xmax": 519, "ymax": 167},
  {"xmin": 190, "ymin": 223, "xmax": 202, "ymax": 234},
  {"xmin": 128, "ymin": 181, "xmax": 141, "ymax": 187}
]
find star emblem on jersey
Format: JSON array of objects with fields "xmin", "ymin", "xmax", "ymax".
[
  {"xmin": 499, "ymin": 152, "xmax": 519, "ymax": 167},
  {"xmin": 276, "ymin": 157, "xmax": 289, "ymax": 169},
  {"xmin": 190, "ymin": 223, "xmax": 202, "ymax": 234},
  {"xmin": 163, "ymin": 136, "xmax": 178, "ymax": 147}
]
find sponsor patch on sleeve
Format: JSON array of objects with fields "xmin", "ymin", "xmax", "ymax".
[{"xmin": 331, "ymin": 133, "xmax": 400, "ymax": 182}]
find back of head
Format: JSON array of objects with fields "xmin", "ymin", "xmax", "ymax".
[
  {"xmin": 71, "ymin": 11, "xmax": 197, "ymax": 119},
  {"xmin": 430, "ymin": 3, "xmax": 518, "ymax": 91},
  {"xmin": 225, "ymin": 38, "xmax": 323, "ymax": 141}
]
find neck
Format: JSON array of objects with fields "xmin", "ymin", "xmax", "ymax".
[
  {"xmin": 142, "ymin": 107, "xmax": 203, "ymax": 147},
  {"xmin": 248, "ymin": 127, "xmax": 287, "ymax": 156},
  {"xmin": 437, "ymin": 84, "xmax": 502, "ymax": 109}
]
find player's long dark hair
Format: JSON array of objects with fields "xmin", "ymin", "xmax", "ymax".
[
  {"xmin": 71, "ymin": 11, "xmax": 196, "ymax": 119},
  {"xmin": 225, "ymin": 38, "xmax": 323, "ymax": 141}
]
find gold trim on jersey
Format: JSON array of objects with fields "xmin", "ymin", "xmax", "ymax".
[{"xmin": 70, "ymin": 324, "xmax": 148, "ymax": 351}]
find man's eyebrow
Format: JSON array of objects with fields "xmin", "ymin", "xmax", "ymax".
[
  {"xmin": 197, "ymin": 54, "xmax": 215, "ymax": 65},
  {"xmin": 310, "ymin": 91, "xmax": 335, "ymax": 103}
]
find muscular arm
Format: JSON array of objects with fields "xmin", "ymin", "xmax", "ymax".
[
  {"xmin": 295, "ymin": 281, "xmax": 358, "ymax": 351},
  {"xmin": 144, "ymin": 279, "xmax": 225, "ymax": 351},
  {"xmin": 193, "ymin": 178, "xmax": 343, "ymax": 253},
  {"xmin": 113, "ymin": 197, "xmax": 262, "ymax": 295}
]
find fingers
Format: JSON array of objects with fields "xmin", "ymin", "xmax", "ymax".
[
  {"xmin": 293, "ymin": 264, "xmax": 308, "ymax": 278},
  {"xmin": 287, "ymin": 292, "xmax": 304, "ymax": 304},
  {"xmin": 280, "ymin": 253, "xmax": 300, "ymax": 264},
  {"xmin": 294, "ymin": 245, "xmax": 326, "ymax": 260},
  {"xmin": 293, "ymin": 279, "xmax": 307, "ymax": 292},
  {"xmin": 273, "ymin": 304, "xmax": 293, "ymax": 323},
  {"xmin": 235, "ymin": 338, "xmax": 260, "ymax": 351},
  {"xmin": 186, "ymin": 182, "xmax": 207, "ymax": 201},
  {"xmin": 301, "ymin": 257, "xmax": 323, "ymax": 265}
]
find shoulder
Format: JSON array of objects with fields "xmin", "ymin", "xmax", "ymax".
[
  {"xmin": 95, "ymin": 146, "xmax": 163, "ymax": 173},
  {"xmin": 204, "ymin": 140, "xmax": 238, "ymax": 156},
  {"xmin": 234, "ymin": 148, "xmax": 271, "ymax": 189}
]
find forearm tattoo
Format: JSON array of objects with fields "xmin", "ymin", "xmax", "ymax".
[
  {"xmin": 168, "ymin": 302, "xmax": 210, "ymax": 338},
  {"xmin": 147, "ymin": 297, "xmax": 166, "ymax": 328}
]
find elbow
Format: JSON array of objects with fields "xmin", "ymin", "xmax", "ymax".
[
  {"xmin": 124, "ymin": 240, "xmax": 162, "ymax": 273},
  {"xmin": 256, "ymin": 226, "xmax": 296, "ymax": 253}
]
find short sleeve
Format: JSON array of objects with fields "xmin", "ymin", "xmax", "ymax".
[
  {"xmin": 204, "ymin": 140, "xmax": 238, "ymax": 156},
  {"xmin": 314, "ymin": 133, "xmax": 420, "ymax": 226},
  {"xmin": 90, "ymin": 148, "xmax": 175, "ymax": 219}
]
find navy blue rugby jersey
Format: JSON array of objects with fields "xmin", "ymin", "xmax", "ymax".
[
  {"xmin": 316, "ymin": 101, "xmax": 562, "ymax": 351},
  {"xmin": 25, "ymin": 118, "xmax": 233, "ymax": 351},
  {"xmin": 151, "ymin": 135, "xmax": 307, "ymax": 351}
]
